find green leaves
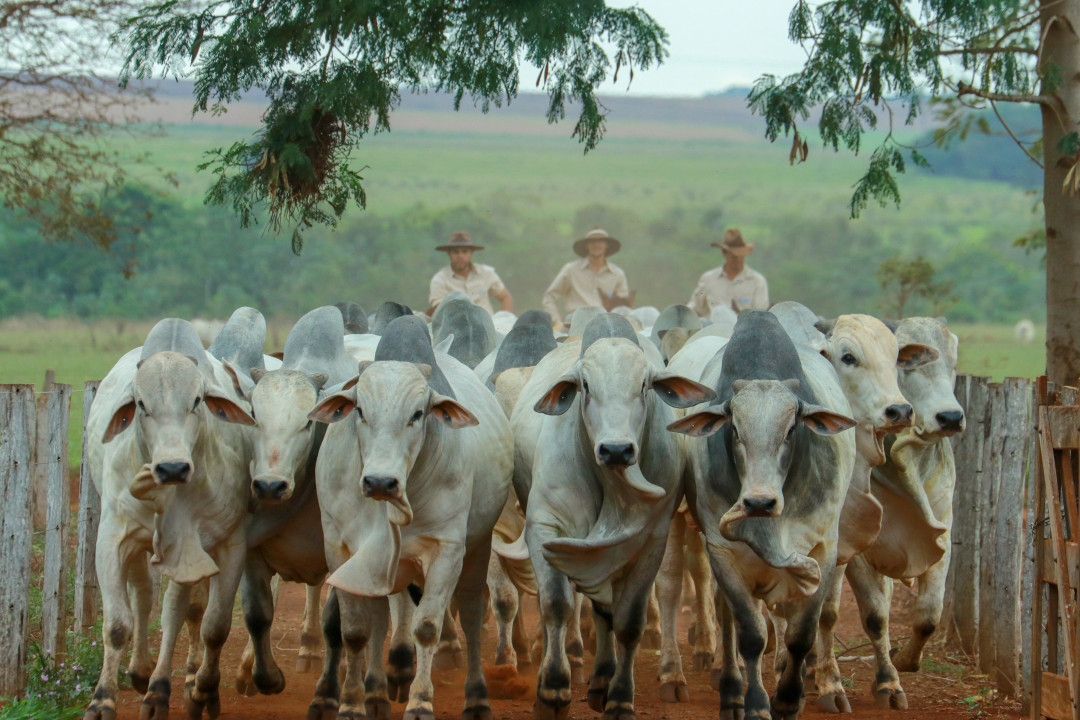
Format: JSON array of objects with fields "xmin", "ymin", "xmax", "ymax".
[{"xmin": 118, "ymin": 0, "xmax": 668, "ymax": 247}]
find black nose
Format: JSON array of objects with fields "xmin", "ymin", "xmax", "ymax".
[
  {"xmin": 743, "ymin": 496, "xmax": 778, "ymax": 516},
  {"xmin": 884, "ymin": 404, "xmax": 913, "ymax": 426},
  {"xmin": 252, "ymin": 479, "xmax": 288, "ymax": 500},
  {"xmin": 155, "ymin": 461, "xmax": 191, "ymax": 484},
  {"xmin": 936, "ymin": 410, "xmax": 965, "ymax": 432},
  {"xmin": 597, "ymin": 443, "xmax": 636, "ymax": 467},
  {"xmin": 362, "ymin": 475, "xmax": 399, "ymax": 497}
]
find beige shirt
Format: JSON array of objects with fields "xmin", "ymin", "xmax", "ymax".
[
  {"xmin": 688, "ymin": 265, "xmax": 769, "ymax": 316},
  {"xmin": 542, "ymin": 257, "xmax": 630, "ymax": 321},
  {"xmin": 429, "ymin": 263, "xmax": 507, "ymax": 315}
]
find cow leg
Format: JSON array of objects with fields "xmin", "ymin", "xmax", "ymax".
[
  {"xmin": 406, "ymin": 543, "xmax": 466, "ymax": 720},
  {"xmin": 184, "ymin": 582, "xmax": 208, "ymax": 688},
  {"xmin": 892, "ymin": 542, "xmax": 951, "ymax": 672},
  {"xmin": 512, "ymin": 594, "xmax": 532, "ymax": 670},
  {"xmin": 588, "ymin": 602, "xmax": 617, "ymax": 712},
  {"xmin": 711, "ymin": 554, "xmax": 768, "ymax": 720},
  {"xmin": 336, "ymin": 592, "xmax": 374, "ymax": 720},
  {"xmin": 239, "ymin": 556, "xmax": 285, "ymax": 695},
  {"xmin": 530, "ymin": 550, "xmax": 575, "ymax": 720},
  {"xmin": 578, "ymin": 591, "xmax": 596, "ymax": 657},
  {"xmin": 123, "ymin": 553, "xmax": 155, "ymax": 694},
  {"xmin": 134, "ymin": 575, "xmax": 190, "ymax": 720},
  {"xmin": 457, "ymin": 542, "xmax": 494, "ymax": 720},
  {"xmin": 657, "ymin": 512, "xmax": 689, "ymax": 703},
  {"xmin": 308, "ymin": 589, "xmax": 343, "ymax": 720},
  {"xmin": 487, "ymin": 550, "xmax": 519, "ymax": 667},
  {"xmin": 641, "ymin": 586, "xmax": 662, "ymax": 650},
  {"xmin": 362, "ymin": 596, "xmax": 393, "ymax": 720},
  {"xmin": 235, "ymin": 573, "xmax": 278, "ymax": 697},
  {"xmin": 185, "ymin": 537, "xmax": 246, "ymax": 720},
  {"xmin": 435, "ymin": 605, "xmax": 464, "ymax": 671},
  {"xmin": 813, "ymin": 564, "xmax": 851, "ymax": 713},
  {"xmin": 846, "ymin": 555, "xmax": 907, "ymax": 710},
  {"xmin": 84, "ymin": 528, "xmax": 139, "ymax": 720},
  {"xmin": 566, "ymin": 592, "xmax": 586, "ymax": 684},
  {"xmin": 686, "ymin": 527, "xmax": 717, "ymax": 671},
  {"xmin": 772, "ymin": 573, "xmax": 831, "ymax": 720},
  {"xmin": 298, "ymin": 582, "xmax": 326, "ymax": 673},
  {"xmin": 387, "ymin": 592, "xmax": 417, "ymax": 702}
]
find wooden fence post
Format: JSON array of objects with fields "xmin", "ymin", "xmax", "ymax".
[
  {"xmin": 941, "ymin": 373, "xmax": 970, "ymax": 634},
  {"xmin": 74, "ymin": 380, "xmax": 101, "ymax": 635},
  {"xmin": 40, "ymin": 384, "xmax": 72, "ymax": 659},
  {"xmin": 980, "ymin": 381, "xmax": 1006, "ymax": 677},
  {"xmin": 0, "ymin": 385, "xmax": 36, "ymax": 697},
  {"xmin": 31, "ymin": 370, "xmax": 56, "ymax": 529},
  {"xmin": 1024, "ymin": 380, "xmax": 1045, "ymax": 714},
  {"xmin": 991, "ymin": 377, "xmax": 1032, "ymax": 697},
  {"xmin": 949, "ymin": 374, "xmax": 991, "ymax": 655}
]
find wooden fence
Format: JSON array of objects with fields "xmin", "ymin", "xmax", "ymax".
[{"xmin": 0, "ymin": 372, "xmax": 1063, "ymax": 710}]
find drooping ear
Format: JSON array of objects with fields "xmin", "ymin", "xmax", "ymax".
[
  {"xmin": 308, "ymin": 372, "xmax": 329, "ymax": 392},
  {"xmin": 102, "ymin": 397, "xmax": 137, "ymax": 443},
  {"xmin": 650, "ymin": 371, "xmax": 716, "ymax": 409},
  {"xmin": 204, "ymin": 388, "xmax": 256, "ymax": 426},
  {"xmin": 896, "ymin": 343, "xmax": 939, "ymax": 369},
  {"xmin": 534, "ymin": 373, "xmax": 580, "ymax": 416},
  {"xmin": 429, "ymin": 394, "xmax": 479, "ymax": 428},
  {"xmin": 798, "ymin": 403, "xmax": 856, "ymax": 435},
  {"xmin": 250, "ymin": 367, "xmax": 266, "ymax": 384},
  {"xmin": 666, "ymin": 404, "xmax": 730, "ymax": 437},
  {"xmin": 308, "ymin": 391, "xmax": 358, "ymax": 424},
  {"xmin": 222, "ymin": 360, "xmax": 253, "ymax": 401},
  {"xmin": 814, "ymin": 319, "xmax": 836, "ymax": 337}
]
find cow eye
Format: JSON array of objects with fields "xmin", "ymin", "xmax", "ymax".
[
  {"xmin": 303, "ymin": 419, "xmax": 312, "ymax": 431},
  {"xmin": 355, "ymin": 406, "xmax": 364, "ymax": 421},
  {"xmin": 193, "ymin": 396, "xmax": 201, "ymax": 411},
  {"xmin": 641, "ymin": 380, "xmax": 647, "ymax": 394},
  {"xmin": 582, "ymin": 380, "xmax": 590, "ymax": 394},
  {"xmin": 787, "ymin": 423, "xmax": 797, "ymax": 438},
  {"xmin": 137, "ymin": 400, "xmax": 148, "ymax": 414},
  {"xmin": 841, "ymin": 353, "xmax": 858, "ymax": 366},
  {"xmin": 409, "ymin": 410, "xmax": 424, "ymax": 425}
]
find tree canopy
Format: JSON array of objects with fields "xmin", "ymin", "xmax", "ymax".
[
  {"xmin": 749, "ymin": 0, "xmax": 1080, "ymax": 384},
  {"xmin": 119, "ymin": 0, "xmax": 668, "ymax": 250}
]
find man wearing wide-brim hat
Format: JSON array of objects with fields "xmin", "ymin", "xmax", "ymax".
[
  {"xmin": 427, "ymin": 231, "xmax": 513, "ymax": 316},
  {"xmin": 687, "ymin": 228, "xmax": 769, "ymax": 316},
  {"xmin": 542, "ymin": 227, "xmax": 633, "ymax": 324}
]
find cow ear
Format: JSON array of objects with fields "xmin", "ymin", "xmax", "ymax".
[
  {"xmin": 897, "ymin": 343, "xmax": 939, "ymax": 369},
  {"xmin": 814, "ymin": 318, "xmax": 836, "ymax": 337},
  {"xmin": 650, "ymin": 371, "xmax": 716, "ymax": 409},
  {"xmin": 222, "ymin": 360, "xmax": 253, "ymax": 401},
  {"xmin": 205, "ymin": 390, "xmax": 256, "ymax": 426},
  {"xmin": 798, "ymin": 403, "xmax": 856, "ymax": 435},
  {"xmin": 308, "ymin": 372, "xmax": 329, "ymax": 392},
  {"xmin": 534, "ymin": 376, "xmax": 579, "ymax": 416},
  {"xmin": 102, "ymin": 398, "xmax": 137, "ymax": 443},
  {"xmin": 308, "ymin": 392, "xmax": 357, "ymax": 424},
  {"xmin": 666, "ymin": 405, "xmax": 729, "ymax": 437},
  {"xmin": 250, "ymin": 367, "xmax": 266, "ymax": 384},
  {"xmin": 429, "ymin": 395, "xmax": 479, "ymax": 428}
]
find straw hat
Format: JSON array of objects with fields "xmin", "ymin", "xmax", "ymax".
[
  {"xmin": 573, "ymin": 227, "xmax": 621, "ymax": 257},
  {"xmin": 435, "ymin": 231, "xmax": 484, "ymax": 252},
  {"xmin": 711, "ymin": 228, "xmax": 754, "ymax": 256}
]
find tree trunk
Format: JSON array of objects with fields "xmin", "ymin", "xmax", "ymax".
[{"xmin": 1042, "ymin": 0, "xmax": 1080, "ymax": 386}]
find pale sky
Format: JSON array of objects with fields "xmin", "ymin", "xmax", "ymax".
[{"xmin": 601, "ymin": 0, "xmax": 811, "ymax": 97}]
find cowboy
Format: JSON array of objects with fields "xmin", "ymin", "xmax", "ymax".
[
  {"xmin": 542, "ymin": 227, "xmax": 632, "ymax": 325},
  {"xmin": 688, "ymin": 228, "xmax": 769, "ymax": 316},
  {"xmin": 427, "ymin": 231, "xmax": 513, "ymax": 315}
]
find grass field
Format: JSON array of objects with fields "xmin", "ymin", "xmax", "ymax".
[{"xmin": 0, "ymin": 317, "xmax": 1046, "ymax": 469}]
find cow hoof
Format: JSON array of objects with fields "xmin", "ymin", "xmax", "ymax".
[
  {"xmin": 365, "ymin": 697, "xmax": 392, "ymax": 719},
  {"xmin": 692, "ymin": 651, "xmax": 714, "ymax": 671},
  {"xmin": 815, "ymin": 692, "xmax": 852, "ymax": 713},
  {"xmin": 254, "ymin": 666, "xmax": 286, "ymax": 695},
  {"xmin": 640, "ymin": 628, "xmax": 661, "ymax": 650},
  {"xmin": 495, "ymin": 649, "xmax": 518, "ymax": 667},
  {"xmin": 434, "ymin": 647, "xmax": 464, "ymax": 671},
  {"xmin": 306, "ymin": 697, "xmax": 340, "ymax": 720},
  {"xmin": 235, "ymin": 673, "xmax": 256, "ymax": 697},
  {"xmin": 874, "ymin": 688, "xmax": 908, "ymax": 710},
  {"xmin": 890, "ymin": 650, "xmax": 920, "ymax": 673},
  {"xmin": 601, "ymin": 702, "xmax": 636, "ymax": 720},
  {"xmin": 710, "ymin": 668, "xmax": 723, "ymax": 692},
  {"xmin": 403, "ymin": 708, "xmax": 435, "ymax": 720},
  {"xmin": 533, "ymin": 701, "xmax": 570, "ymax": 720},
  {"xmin": 389, "ymin": 678, "xmax": 413, "ymax": 703},
  {"xmin": 297, "ymin": 656, "xmax": 318, "ymax": 674},
  {"xmin": 717, "ymin": 712, "xmax": 744, "ymax": 720},
  {"xmin": 462, "ymin": 705, "xmax": 493, "ymax": 720},
  {"xmin": 659, "ymin": 680, "xmax": 690, "ymax": 703},
  {"xmin": 770, "ymin": 696, "xmax": 805, "ymax": 720},
  {"xmin": 129, "ymin": 671, "xmax": 151, "ymax": 694},
  {"xmin": 338, "ymin": 710, "xmax": 366, "ymax": 720},
  {"xmin": 85, "ymin": 703, "xmax": 118, "ymax": 720},
  {"xmin": 184, "ymin": 685, "xmax": 220, "ymax": 720},
  {"xmin": 587, "ymin": 688, "xmax": 608, "ymax": 713}
]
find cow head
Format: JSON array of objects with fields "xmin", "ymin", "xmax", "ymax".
[
  {"xmin": 308, "ymin": 361, "xmax": 476, "ymax": 525},
  {"xmin": 535, "ymin": 337, "xmax": 713, "ymax": 480},
  {"xmin": 246, "ymin": 368, "xmax": 329, "ymax": 502},
  {"xmin": 815, "ymin": 314, "xmax": 937, "ymax": 465},
  {"xmin": 668, "ymin": 379, "xmax": 855, "ymax": 523},
  {"xmin": 894, "ymin": 317, "xmax": 964, "ymax": 438},
  {"xmin": 102, "ymin": 351, "xmax": 255, "ymax": 486}
]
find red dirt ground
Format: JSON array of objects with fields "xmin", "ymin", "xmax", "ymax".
[{"xmin": 102, "ymin": 581, "xmax": 1022, "ymax": 720}]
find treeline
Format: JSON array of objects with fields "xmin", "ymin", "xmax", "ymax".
[{"xmin": 1, "ymin": 184, "xmax": 1043, "ymax": 324}]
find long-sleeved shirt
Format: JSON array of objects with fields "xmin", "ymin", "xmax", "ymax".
[
  {"xmin": 542, "ymin": 257, "xmax": 630, "ymax": 321},
  {"xmin": 429, "ymin": 263, "xmax": 507, "ymax": 315},
  {"xmin": 687, "ymin": 265, "xmax": 769, "ymax": 316}
]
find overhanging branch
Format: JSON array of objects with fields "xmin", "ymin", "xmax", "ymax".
[{"xmin": 956, "ymin": 80, "xmax": 1049, "ymax": 105}]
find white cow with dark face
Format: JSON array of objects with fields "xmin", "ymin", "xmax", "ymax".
[
  {"xmin": 305, "ymin": 316, "xmax": 512, "ymax": 720},
  {"xmin": 84, "ymin": 319, "xmax": 255, "ymax": 720},
  {"xmin": 512, "ymin": 313, "xmax": 713, "ymax": 720}
]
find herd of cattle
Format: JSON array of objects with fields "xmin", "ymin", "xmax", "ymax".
[{"xmin": 80, "ymin": 292, "xmax": 966, "ymax": 720}]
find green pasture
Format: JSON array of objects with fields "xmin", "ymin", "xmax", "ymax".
[{"xmin": 0, "ymin": 318, "xmax": 1046, "ymax": 469}]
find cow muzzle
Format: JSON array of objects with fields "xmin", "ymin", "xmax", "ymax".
[
  {"xmin": 252, "ymin": 475, "xmax": 291, "ymax": 501},
  {"xmin": 595, "ymin": 441, "xmax": 637, "ymax": 468},
  {"xmin": 153, "ymin": 460, "xmax": 191, "ymax": 484},
  {"xmin": 935, "ymin": 410, "xmax": 965, "ymax": 435},
  {"xmin": 360, "ymin": 474, "xmax": 414, "ymax": 526},
  {"xmin": 882, "ymin": 403, "xmax": 914, "ymax": 431},
  {"xmin": 741, "ymin": 492, "xmax": 782, "ymax": 518}
]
